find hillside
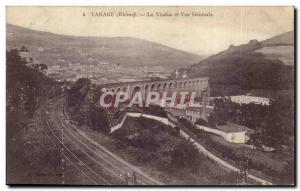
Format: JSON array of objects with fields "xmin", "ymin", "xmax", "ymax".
[
  {"xmin": 7, "ymin": 49, "xmax": 63, "ymax": 183},
  {"xmin": 6, "ymin": 24, "xmax": 202, "ymax": 74},
  {"xmin": 261, "ymin": 31, "xmax": 294, "ymax": 46},
  {"xmin": 257, "ymin": 31, "xmax": 294, "ymax": 66},
  {"xmin": 7, "ymin": 49, "xmax": 61, "ymax": 137},
  {"xmin": 173, "ymin": 31, "xmax": 294, "ymax": 96}
]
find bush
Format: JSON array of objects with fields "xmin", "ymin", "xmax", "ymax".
[
  {"xmin": 170, "ymin": 140, "xmax": 201, "ymax": 173},
  {"xmin": 88, "ymin": 105, "xmax": 110, "ymax": 134}
]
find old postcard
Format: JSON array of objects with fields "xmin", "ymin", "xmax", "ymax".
[{"xmin": 6, "ymin": 6, "xmax": 295, "ymax": 186}]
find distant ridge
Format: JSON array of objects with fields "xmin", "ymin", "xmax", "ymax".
[
  {"xmin": 261, "ymin": 31, "xmax": 294, "ymax": 46},
  {"xmin": 6, "ymin": 23, "xmax": 202, "ymax": 71}
]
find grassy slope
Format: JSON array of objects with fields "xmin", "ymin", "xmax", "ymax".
[
  {"xmin": 108, "ymin": 117, "xmax": 237, "ymax": 185},
  {"xmin": 174, "ymin": 31, "xmax": 294, "ymax": 96},
  {"xmin": 260, "ymin": 31, "xmax": 294, "ymax": 46},
  {"xmin": 256, "ymin": 31, "xmax": 294, "ymax": 66}
]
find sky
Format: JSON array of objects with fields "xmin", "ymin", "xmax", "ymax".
[{"xmin": 6, "ymin": 6, "xmax": 294, "ymax": 55}]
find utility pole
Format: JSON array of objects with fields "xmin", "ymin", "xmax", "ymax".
[
  {"xmin": 132, "ymin": 171, "xmax": 137, "ymax": 185},
  {"xmin": 123, "ymin": 171, "xmax": 138, "ymax": 185},
  {"xmin": 124, "ymin": 172, "xmax": 129, "ymax": 185},
  {"xmin": 239, "ymin": 150, "xmax": 249, "ymax": 185}
]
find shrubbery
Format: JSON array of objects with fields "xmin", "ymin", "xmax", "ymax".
[
  {"xmin": 210, "ymin": 98, "xmax": 294, "ymax": 149},
  {"xmin": 170, "ymin": 140, "xmax": 202, "ymax": 173},
  {"xmin": 7, "ymin": 48, "xmax": 61, "ymax": 139},
  {"xmin": 66, "ymin": 78, "xmax": 110, "ymax": 133}
]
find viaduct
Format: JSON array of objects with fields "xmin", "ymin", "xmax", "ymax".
[{"xmin": 101, "ymin": 77, "xmax": 210, "ymax": 100}]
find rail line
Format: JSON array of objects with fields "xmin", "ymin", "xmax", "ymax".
[
  {"xmin": 35, "ymin": 95, "xmax": 162, "ymax": 185},
  {"xmin": 55, "ymin": 99, "xmax": 161, "ymax": 185},
  {"xmin": 36, "ymin": 98, "xmax": 112, "ymax": 185}
]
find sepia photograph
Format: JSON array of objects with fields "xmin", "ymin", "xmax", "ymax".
[{"xmin": 6, "ymin": 6, "xmax": 295, "ymax": 186}]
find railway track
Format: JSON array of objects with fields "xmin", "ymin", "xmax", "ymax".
[
  {"xmin": 37, "ymin": 100, "xmax": 112, "ymax": 185},
  {"xmin": 35, "ymin": 95, "xmax": 162, "ymax": 185}
]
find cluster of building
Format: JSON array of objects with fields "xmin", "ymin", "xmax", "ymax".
[
  {"xmin": 46, "ymin": 62, "xmax": 104, "ymax": 82},
  {"xmin": 211, "ymin": 95, "xmax": 270, "ymax": 106},
  {"xmin": 17, "ymin": 46, "xmax": 172, "ymax": 84},
  {"xmin": 165, "ymin": 94, "xmax": 265, "ymax": 144},
  {"xmin": 45, "ymin": 61, "xmax": 170, "ymax": 84},
  {"xmin": 165, "ymin": 104, "xmax": 213, "ymax": 123},
  {"xmin": 166, "ymin": 104, "xmax": 254, "ymax": 144},
  {"xmin": 229, "ymin": 95, "xmax": 270, "ymax": 106}
]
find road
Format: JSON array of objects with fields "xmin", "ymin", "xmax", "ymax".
[{"xmin": 34, "ymin": 95, "xmax": 163, "ymax": 185}]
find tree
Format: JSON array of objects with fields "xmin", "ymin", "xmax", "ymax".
[
  {"xmin": 39, "ymin": 63, "xmax": 48, "ymax": 71},
  {"xmin": 210, "ymin": 96, "xmax": 294, "ymax": 149},
  {"xmin": 20, "ymin": 45, "xmax": 29, "ymax": 52},
  {"xmin": 195, "ymin": 118, "xmax": 208, "ymax": 126},
  {"xmin": 6, "ymin": 49, "xmax": 24, "ymax": 65},
  {"xmin": 88, "ymin": 105, "xmax": 110, "ymax": 134},
  {"xmin": 170, "ymin": 140, "xmax": 201, "ymax": 172},
  {"xmin": 207, "ymin": 113, "xmax": 217, "ymax": 128}
]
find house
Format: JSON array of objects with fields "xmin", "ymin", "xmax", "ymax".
[
  {"xmin": 19, "ymin": 49, "xmax": 32, "ymax": 63},
  {"xmin": 185, "ymin": 106, "xmax": 213, "ymax": 122},
  {"xmin": 195, "ymin": 122, "xmax": 254, "ymax": 144},
  {"xmin": 217, "ymin": 123, "xmax": 255, "ymax": 144},
  {"xmin": 165, "ymin": 105, "xmax": 213, "ymax": 123}
]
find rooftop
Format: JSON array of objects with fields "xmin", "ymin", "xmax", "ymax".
[{"xmin": 217, "ymin": 122, "xmax": 255, "ymax": 133}]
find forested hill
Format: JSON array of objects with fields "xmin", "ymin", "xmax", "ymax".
[{"xmin": 7, "ymin": 49, "xmax": 61, "ymax": 138}]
